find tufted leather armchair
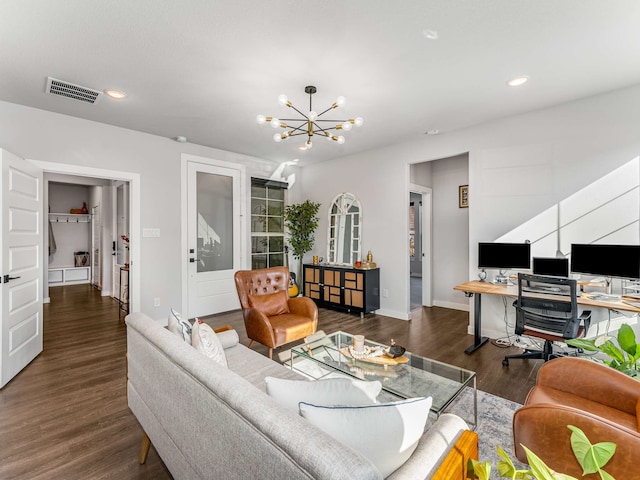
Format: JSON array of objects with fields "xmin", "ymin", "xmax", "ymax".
[
  {"xmin": 234, "ymin": 266, "xmax": 318, "ymax": 359},
  {"xmin": 513, "ymin": 357, "xmax": 640, "ymax": 477}
]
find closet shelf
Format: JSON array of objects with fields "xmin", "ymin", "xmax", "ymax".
[{"xmin": 49, "ymin": 213, "xmax": 91, "ymax": 223}]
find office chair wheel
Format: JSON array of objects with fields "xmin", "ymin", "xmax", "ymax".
[{"xmin": 502, "ymin": 358, "xmax": 509, "ymax": 367}]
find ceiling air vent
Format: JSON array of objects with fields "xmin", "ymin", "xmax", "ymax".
[{"xmin": 45, "ymin": 77, "xmax": 102, "ymax": 104}]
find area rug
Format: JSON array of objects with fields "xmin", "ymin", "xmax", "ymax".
[{"xmin": 445, "ymin": 387, "xmax": 527, "ymax": 478}]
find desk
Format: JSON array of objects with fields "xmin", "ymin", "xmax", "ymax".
[{"xmin": 453, "ymin": 280, "xmax": 640, "ymax": 354}]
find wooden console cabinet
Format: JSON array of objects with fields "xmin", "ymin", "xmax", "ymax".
[{"xmin": 303, "ymin": 264, "xmax": 380, "ymax": 316}]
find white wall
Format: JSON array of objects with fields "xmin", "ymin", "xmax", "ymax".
[
  {"xmin": 431, "ymin": 154, "xmax": 469, "ymax": 310},
  {"xmin": 298, "ymin": 83, "xmax": 640, "ymax": 330},
  {"xmin": 0, "ymin": 100, "xmax": 299, "ymax": 319}
]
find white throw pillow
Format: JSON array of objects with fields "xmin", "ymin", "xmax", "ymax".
[
  {"xmin": 167, "ymin": 308, "xmax": 191, "ymax": 342},
  {"xmin": 299, "ymin": 396, "xmax": 432, "ymax": 478},
  {"xmin": 191, "ymin": 319, "xmax": 227, "ymax": 367},
  {"xmin": 265, "ymin": 377, "xmax": 381, "ymax": 412},
  {"xmin": 216, "ymin": 329, "xmax": 240, "ymax": 349}
]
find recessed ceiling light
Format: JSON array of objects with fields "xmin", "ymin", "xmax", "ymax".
[
  {"xmin": 175, "ymin": 136, "xmax": 187, "ymax": 143},
  {"xmin": 104, "ymin": 89, "xmax": 127, "ymax": 99},
  {"xmin": 422, "ymin": 29, "xmax": 439, "ymax": 40},
  {"xmin": 425, "ymin": 129, "xmax": 440, "ymax": 135},
  {"xmin": 507, "ymin": 76, "xmax": 529, "ymax": 87}
]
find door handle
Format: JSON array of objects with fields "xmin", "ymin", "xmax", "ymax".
[
  {"xmin": 3, "ymin": 275, "xmax": 21, "ymax": 283},
  {"xmin": 189, "ymin": 258, "xmax": 199, "ymax": 263}
]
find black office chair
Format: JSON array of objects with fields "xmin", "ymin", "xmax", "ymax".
[{"xmin": 502, "ymin": 273, "xmax": 591, "ymax": 366}]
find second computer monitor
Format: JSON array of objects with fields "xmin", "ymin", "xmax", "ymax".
[
  {"xmin": 532, "ymin": 257, "xmax": 569, "ymax": 278},
  {"xmin": 570, "ymin": 243, "xmax": 640, "ymax": 280}
]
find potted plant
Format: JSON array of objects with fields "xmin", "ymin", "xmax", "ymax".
[
  {"xmin": 284, "ymin": 200, "xmax": 321, "ymax": 285},
  {"xmin": 566, "ymin": 323, "xmax": 640, "ymax": 377},
  {"xmin": 468, "ymin": 425, "xmax": 616, "ymax": 480}
]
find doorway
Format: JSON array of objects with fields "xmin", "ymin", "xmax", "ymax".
[
  {"xmin": 409, "ymin": 185, "xmax": 432, "ymax": 312},
  {"xmin": 32, "ymin": 160, "xmax": 141, "ymax": 313}
]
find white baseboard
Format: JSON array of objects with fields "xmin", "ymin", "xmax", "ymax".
[
  {"xmin": 375, "ymin": 308, "xmax": 410, "ymax": 321},
  {"xmin": 433, "ymin": 300, "xmax": 469, "ymax": 312},
  {"xmin": 44, "ymin": 297, "xmax": 50, "ymax": 304}
]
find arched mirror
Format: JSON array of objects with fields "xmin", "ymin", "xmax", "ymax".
[{"xmin": 327, "ymin": 193, "xmax": 361, "ymax": 265}]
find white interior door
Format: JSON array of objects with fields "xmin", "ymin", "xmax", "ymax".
[
  {"xmin": 187, "ymin": 162, "xmax": 241, "ymax": 317},
  {"xmin": 1, "ymin": 149, "xmax": 43, "ymax": 388}
]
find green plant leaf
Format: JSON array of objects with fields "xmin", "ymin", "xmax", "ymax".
[
  {"xmin": 467, "ymin": 458, "xmax": 491, "ymax": 480},
  {"xmin": 598, "ymin": 340, "xmax": 626, "ymax": 364},
  {"xmin": 618, "ymin": 323, "xmax": 638, "ymax": 357},
  {"xmin": 522, "ymin": 446, "xmax": 560, "ymax": 480},
  {"xmin": 495, "ymin": 445, "xmax": 519, "ymax": 478},
  {"xmin": 565, "ymin": 338, "xmax": 599, "ymax": 351},
  {"xmin": 599, "ymin": 470, "xmax": 616, "ymax": 480},
  {"xmin": 568, "ymin": 425, "xmax": 616, "ymax": 474}
]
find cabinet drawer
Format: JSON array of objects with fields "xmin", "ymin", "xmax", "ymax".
[
  {"xmin": 324, "ymin": 286, "xmax": 341, "ymax": 303},
  {"xmin": 345, "ymin": 290, "xmax": 364, "ymax": 308},
  {"xmin": 344, "ymin": 272, "xmax": 363, "ymax": 290}
]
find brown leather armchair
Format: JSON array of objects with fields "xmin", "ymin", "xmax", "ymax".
[
  {"xmin": 234, "ymin": 266, "xmax": 318, "ymax": 359},
  {"xmin": 513, "ymin": 357, "xmax": 640, "ymax": 478}
]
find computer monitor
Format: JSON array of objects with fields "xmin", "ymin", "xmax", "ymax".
[
  {"xmin": 533, "ymin": 257, "xmax": 569, "ymax": 278},
  {"xmin": 478, "ymin": 242, "xmax": 531, "ymax": 284},
  {"xmin": 570, "ymin": 243, "xmax": 640, "ymax": 280}
]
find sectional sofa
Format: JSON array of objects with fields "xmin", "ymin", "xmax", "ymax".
[{"xmin": 125, "ymin": 312, "xmax": 477, "ymax": 479}]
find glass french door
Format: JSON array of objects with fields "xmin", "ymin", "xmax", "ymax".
[{"xmin": 187, "ymin": 162, "xmax": 241, "ymax": 317}]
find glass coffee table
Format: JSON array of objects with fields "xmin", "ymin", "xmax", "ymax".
[{"xmin": 290, "ymin": 331, "xmax": 477, "ymax": 428}]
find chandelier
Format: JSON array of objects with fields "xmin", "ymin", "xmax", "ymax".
[{"xmin": 256, "ymin": 85, "xmax": 363, "ymax": 151}]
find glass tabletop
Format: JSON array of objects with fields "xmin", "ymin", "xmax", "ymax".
[{"xmin": 290, "ymin": 331, "xmax": 476, "ymax": 415}]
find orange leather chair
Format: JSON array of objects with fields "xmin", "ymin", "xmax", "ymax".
[
  {"xmin": 234, "ymin": 266, "xmax": 318, "ymax": 359},
  {"xmin": 513, "ymin": 357, "xmax": 640, "ymax": 478}
]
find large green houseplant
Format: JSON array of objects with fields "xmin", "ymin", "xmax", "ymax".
[
  {"xmin": 284, "ymin": 200, "xmax": 321, "ymax": 284},
  {"xmin": 566, "ymin": 323, "xmax": 640, "ymax": 377}
]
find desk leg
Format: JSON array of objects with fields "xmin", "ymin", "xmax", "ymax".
[{"xmin": 464, "ymin": 292, "xmax": 489, "ymax": 355}]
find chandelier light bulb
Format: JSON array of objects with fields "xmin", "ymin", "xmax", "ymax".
[
  {"xmin": 273, "ymin": 133, "xmax": 283, "ymax": 142},
  {"xmin": 335, "ymin": 96, "xmax": 346, "ymax": 107},
  {"xmin": 337, "ymin": 136, "xmax": 345, "ymax": 144},
  {"xmin": 270, "ymin": 118, "xmax": 280, "ymax": 128},
  {"xmin": 342, "ymin": 121, "xmax": 352, "ymax": 131},
  {"xmin": 354, "ymin": 117, "xmax": 364, "ymax": 127},
  {"xmin": 305, "ymin": 140, "xmax": 313, "ymax": 149},
  {"xmin": 308, "ymin": 111, "xmax": 318, "ymax": 121},
  {"xmin": 256, "ymin": 114, "xmax": 267, "ymax": 124},
  {"xmin": 278, "ymin": 94, "xmax": 289, "ymax": 106}
]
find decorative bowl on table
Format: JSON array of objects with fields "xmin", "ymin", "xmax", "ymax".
[{"xmin": 385, "ymin": 339, "xmax": 406, "ymax": 358}]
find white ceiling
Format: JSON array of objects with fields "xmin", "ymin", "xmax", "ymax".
[{"xmin": 2, "ymin": 0, "xmax": 640, "ymax": 166}]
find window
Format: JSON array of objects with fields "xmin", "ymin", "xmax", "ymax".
[{"xmin": 251, "ymin": 178, "xmax": 287, "ymax": 270}]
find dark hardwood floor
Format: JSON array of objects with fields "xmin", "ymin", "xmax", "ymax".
[{"xmin": 0, "ymin": 284, "xmax": 540, "ymax": 479}]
